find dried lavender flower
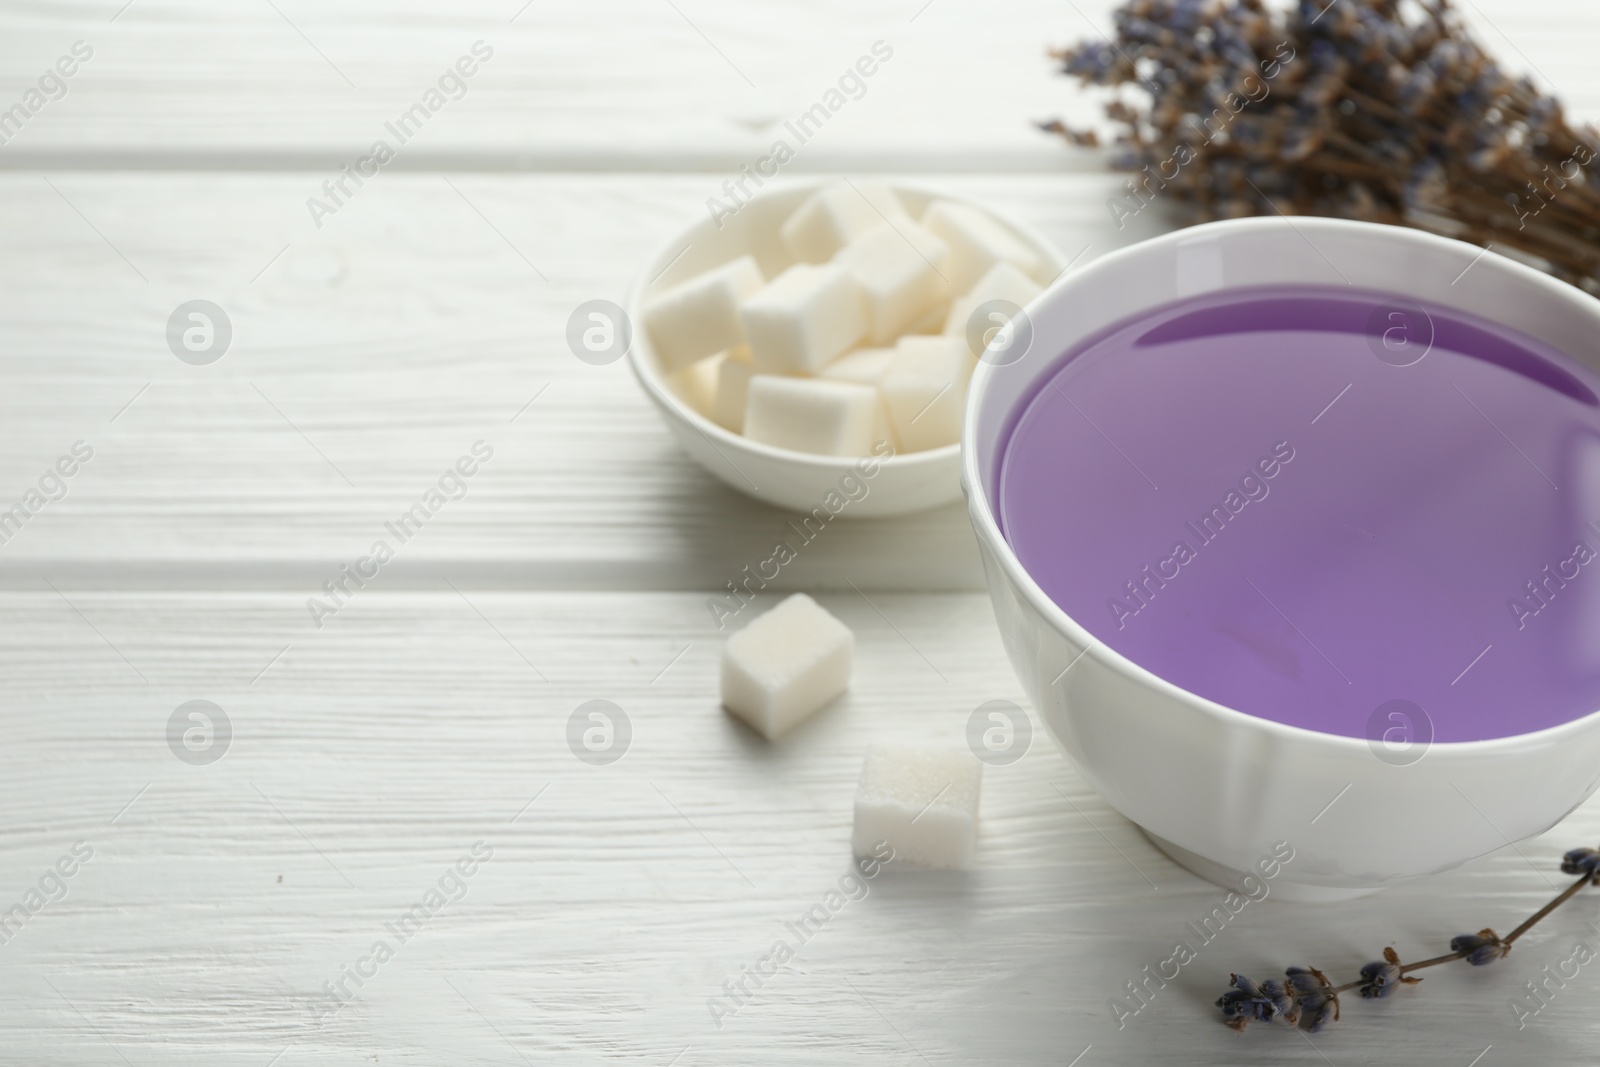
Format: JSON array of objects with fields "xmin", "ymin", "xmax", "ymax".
[
  {"xmin": 1561, "ymin": 846, "xmax": 1600, "ymax": 881},
  {"xmin": 1216, "ymin": 973, "xmax": 1294, "ymax": 1031},
  {"xmin": 1285, "ymin": 966, "xmax": 1341, "ymax": 1031},
  {"xmin": 1356, "ymin": 959, "xmax": 1401, "ymax": 999},
  {"xmin": 1048, "ymin": 0, "xmax": 1600, "ymax": 291},
  {"xmin": 1357, "ymin": 946, "xmax": 1421, "ymax": 999},
  {"xmin": 1450, "ymin": 928, "xmax": 1510, "ymax": 966}
]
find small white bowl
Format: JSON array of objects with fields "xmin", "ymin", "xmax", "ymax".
[
  {"xmin": 627, "ymin": 180, "xmax": 1067, "ymax": 517},
  {"xmin": 964, "ymin": 216, "xmax": 1600, "ymax": 900}
]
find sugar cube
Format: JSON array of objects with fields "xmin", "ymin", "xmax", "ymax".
[
  {"xmin": 668, "ymin": 353, "xmax": 722, "ymax": 418},
  {"xmin": 820, "ymin": 346, "xmax": 896, "ymax": 387},
  {"xmin": 839, "ymin": 222, "xmax": 953, "ymax": 345},
  {"xmin": 741, "ymin": 263, "xmax": 867, "ymax": 374},
  {"xmin": 921, "ymin": 200, "xmax": 1043, "ymax": 295},
  {"xmin": 879, "ymin": 336, "xmax": 976, "ymax": 452},
  {"xmin": 722, "ymin": 593, "xmax": 853, "ymax": 739},
  {"xmin": 643, "ymin": 255, "xmax": 765, "ymax": 373},
  {"xmin": 871, "ymin": 403, "xmax": 893, "ymax": 455},
  {"xmin": 943, "ymin": 261, "xmax": 1045, "ymax": 338},
  {"xmin": 780, "ymin": 182, "xmax": 910, "ymax": 264},
  {"xmin": 852, "ymin": 746, "xmax": 982, "ymax": 869},
  {"xmin": 734, "ymin": 193, "xmax": 807, "ymax": 279},
  {"xmin": 904, "ymin": 300, "xmax": 948, "ymax": 336},
  {"xmin": 712, "ymin": 352, "xmax": 754, "ymax": 432},
  {"xmin": 744, "ymin": 376, "xmax": 885, "ymax": 456}
]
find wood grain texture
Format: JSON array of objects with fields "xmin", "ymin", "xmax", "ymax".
[
  {"xmin": 4, "ymin": 591, "xmax": 1600, "ymax": 1065},
  {"xmin": 0, "ymin": 0, "xmax": 1109, "ymax": 171},
  {"xmin": 0, "ymin": 171, "xmax": 1167, "ymax": 591}
]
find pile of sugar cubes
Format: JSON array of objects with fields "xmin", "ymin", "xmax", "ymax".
[
  {"xmin": 721, "ymin": 592, "xmax": 982, "ymax": 870},
  {"xmin": 644, "ymin": 182, "xmax": 1047, "ymax": 457}
]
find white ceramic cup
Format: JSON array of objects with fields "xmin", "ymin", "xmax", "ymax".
[
  {"xmin": 627, "ymin": 180, "xmax": 1066, "ymax": 517},
  {"xmin": 963, "ymin": 216, "xmax": 1600, "ymax": 900}
]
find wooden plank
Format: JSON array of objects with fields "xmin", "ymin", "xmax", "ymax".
[
  {"xmin": 0, "ymin": 0, "xmax": 1108, "ymax": 172},
  {"xmin": 1, "ymin": 589, "xmax": 1596, "ymax": 1064},
  {"xmin": 0, "ymin": 172, "xmax": 1168, "ymax": 589},
  {"xmin": 0, "ymin": 0, "xmax": 1591, "ymax": 170}
]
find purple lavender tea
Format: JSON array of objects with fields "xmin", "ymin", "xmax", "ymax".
[{"xmin": 996, "ymin": 285, "xmax": 1600, "ymax": 742}]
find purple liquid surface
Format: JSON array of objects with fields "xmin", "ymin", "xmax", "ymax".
[{"xmin": 996, "ymin": 285, "xmax": 1600, "ymax": 742}]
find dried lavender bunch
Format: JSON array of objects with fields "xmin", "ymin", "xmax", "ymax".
[
  {"xmin": 1216, "ymin": 847, "xmax": 1600, "ymax": 1033},
  {"xmin": 1047, "ymin": 0, "xmax": 1600, "ymax": 291}
]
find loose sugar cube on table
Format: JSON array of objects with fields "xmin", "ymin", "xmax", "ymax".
[
  {"xmin": 721, "ymin": 593, "xmax": 853, "ymax": 740},
  {"xmin": 839, "ymin": 221, "xmax": 952, "ymax": 345},
  {"xmin": 744, "ymin": 376, "xmax": 886, "ymax": 456},
  {"xmin": 921, "ymin": 200, "xmax": 1043, "ymax": 295},
  {"xmin": 820, "ymin": 346, "xmax": 896, "ymax": 387},
  {"xmin": 852, "ymin": 746, "xmax": 982, "ymax": 869},
  {"xmin": 644, "ymin": 254, "xmax": 764, "ymax": 373},
  {"xmin": 943, "ymin": 261, "xmax": 1045, "ymax": 338},
  {"xmin": 780, "ymin": 181, "xmax": 910, "ymax": 264},
  {"xmin": 880, "ymin": 336, "xmax": 976, "ymax": 452},
  {"xmin": 741, "ymin": 263, "xmax": 867, "ymax": 374}
]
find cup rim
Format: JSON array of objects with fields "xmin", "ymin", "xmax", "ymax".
[
  {"xmin": 963, "ymin": 214, "xmax": 1600, "ymax": 754},
  {"xmin": 625, "ymin": 177, "xmax": 1066, "ymax": 474}
]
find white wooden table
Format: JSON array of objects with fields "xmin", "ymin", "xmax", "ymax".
[{"xmin": 4, "ymin": 2, "xmax": 1600, "ymax": 1063}]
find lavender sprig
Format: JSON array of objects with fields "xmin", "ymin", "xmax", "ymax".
[
  {"xmin": 1047, "ymin": 0, "xmax": 1600, "ymax": 291},
  {"xmin": 1214, "ymin": 846, "xmax": 1600, "ymax": 1033}
]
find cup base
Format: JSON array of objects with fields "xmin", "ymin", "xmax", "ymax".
[{"xmin": 1140, "ymin": 829, "xmax": 1385, "ymax": 903}]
